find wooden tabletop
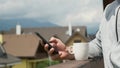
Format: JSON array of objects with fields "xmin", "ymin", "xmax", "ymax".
[{"xmin": 47, "ymin": 59, "xmax": 104, "ymax": 68}]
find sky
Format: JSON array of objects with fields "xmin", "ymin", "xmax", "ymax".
[{"xmin": 0, "ymin": 0, "xmax": 103, "ymax": 34}]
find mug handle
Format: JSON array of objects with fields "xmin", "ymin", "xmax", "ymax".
[{"xmin": 69, "ymin": 46, "xmax": 74, "ymax": 54}]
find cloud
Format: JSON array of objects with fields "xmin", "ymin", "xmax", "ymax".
[{"xmin": 0, "ymin": 0, "xmax": 103, "ymax": 27}]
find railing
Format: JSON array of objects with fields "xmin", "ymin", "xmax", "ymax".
[{"xmin": 48, "ymin": 58, "xmax": 104, "ymax": 68}]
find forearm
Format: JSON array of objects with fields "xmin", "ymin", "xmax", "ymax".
[{"xmin": 88, "ymin": 39, "xmax": 102, "ymax": 58}]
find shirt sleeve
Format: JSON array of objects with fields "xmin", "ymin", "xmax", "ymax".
[{"xmin": 88, "ymin": 30, "xmax": 103, "ymax": 58}]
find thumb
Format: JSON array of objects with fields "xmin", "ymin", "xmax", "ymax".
[{"xmin": 59, "ymin": 51, "xmax": 68, "ymax": 59}]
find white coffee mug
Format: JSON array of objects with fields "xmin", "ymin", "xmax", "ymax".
[{"xmin": 73, "ymin": 43, "xmax": 89, "ymax": 60}]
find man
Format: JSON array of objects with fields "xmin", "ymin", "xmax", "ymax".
[{"xmin": 45, "ymin": 0, "xmax": 120, "ymax": 68}]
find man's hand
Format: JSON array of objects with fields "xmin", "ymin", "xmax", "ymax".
[{"xmin": 44, "ymin": 37, "xmax": 74, "ymax": 60}]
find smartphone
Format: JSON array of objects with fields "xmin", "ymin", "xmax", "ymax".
[{"xmin": 35, "ymin": 32, "xmax": 58, "ymax": 55}]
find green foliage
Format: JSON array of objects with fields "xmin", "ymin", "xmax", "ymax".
[{"xmin": 36, "ymin": 59, "xmax": 60, "ymax": 68}]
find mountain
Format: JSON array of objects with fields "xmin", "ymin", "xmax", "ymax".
[
  {"xmin": 0, "ymin": 19, "xmax": 58, "ymax": 31},
  {"xmin": 0, "ymin": 18, "xmax": 98, "ymax": 34}
]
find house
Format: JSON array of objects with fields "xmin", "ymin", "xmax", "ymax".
[
  {"xmin": 64, "ymin": 28, "xmax": 89, "ymax": 54},
  {"xmin": 7, "ymin": 25, "xmax": 89, "ymax": 52},
  {"xmin": 3, "ymin": 34, "xmax": 48, "ymax": 68},
  {"xmin": 0, "ymin": 34, "xmax": 21, "ymax": 68}
]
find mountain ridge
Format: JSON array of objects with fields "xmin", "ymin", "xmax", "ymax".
[
  {"xmin": 0, "ymin": 19, "xmax": 58, "ymax": 31},
  {"xmin": 0, "ymin": 19, "xmax": 97, "ymax": 34}
]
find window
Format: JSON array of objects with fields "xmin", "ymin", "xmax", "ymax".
[{"xmin": 74, "ymin": 40, "xmax": 81, "ymax": 43}]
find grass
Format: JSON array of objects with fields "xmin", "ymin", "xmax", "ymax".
[{"xmin": 36, "ymin": 59, "xmax": 60, "ymax": 68}]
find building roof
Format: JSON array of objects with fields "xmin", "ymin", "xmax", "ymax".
[
  {"xmin": 68, "ymin": 31, "xmax": 88, "ymax": 42},
  {"xmin": 0, "ymin": 54, "xmax": 21, "ymax": 67},
  {"xmin": 8, "ymin": 26, "xmax": 87, "ymax": 43},
  {"xmin": 3, "ymin": 34, "xmax": 47, "ymax": 58},
  {"xmin": 65, "ymin": 30, "xmax": 89, "ymax": 46},
  {"xmin": 0, "ymin": 43, "xmax": 21, "ymax": 67}
]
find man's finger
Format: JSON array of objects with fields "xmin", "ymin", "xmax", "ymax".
[
  {"xmin": 48, "ymin": 48, "xmax": 54, "ymax": 55},
  {"xmin": 44, "ymin": 44, "xmax": 49, "ymax": 52}
]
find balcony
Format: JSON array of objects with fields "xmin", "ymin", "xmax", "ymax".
[{"xmin": 48, "ymin": 57, "xmax": 104, "ymax": 68}]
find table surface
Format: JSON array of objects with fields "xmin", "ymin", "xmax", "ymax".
[
  {"xmin": 48, "ymin": 60, "xmax": 90, "ymax": 68},
  {"xmin": 47, "ymin": 59, "xmax": 104, "ymax": 68}
]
